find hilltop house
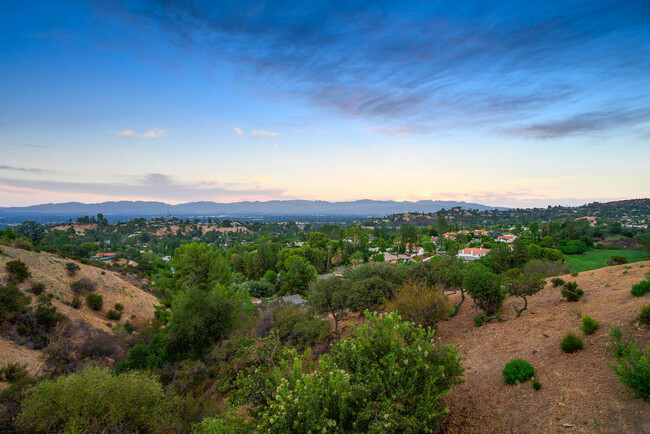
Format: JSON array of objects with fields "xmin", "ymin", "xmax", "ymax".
[{"xmin": 497, "ymin": 235, "xmax": 517, "ymax": 243}]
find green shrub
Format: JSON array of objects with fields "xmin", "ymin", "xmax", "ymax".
[
  {"xmin": 473, "ymin": 314, "xmax": 486, "ymax": 327},
  {"xmin": 29, "ymin": 282, "xmax": 45, "ymax": 295},
  {"xmin": 242, "ymin": 280, "xmax": 276, "ymax": 298},
  {"xmin": 0, "ymin": 363, "xmax": 28, "ymax": 383},
  {"xmin": 631, "ymin": 280, "xmax": 650, "ymax": 297},
  {"xmin": 561, "ymin": 281, "xmax": 584, "ymax": 302},
  {"xmin": 639, "ymin": 305, "xmax": 650, "ymax": 326},
  {"xmin": 106, "ymin": 310, "xmax": 122, "ymax": 321},
  {"xmin": 550, "ymin": 277, "xmax": 565, "ymax": 287},
  {"xmin": 12, "ymin": 239, "xmax": 33, "ymax": 251},
  {"xmin": 502, "ymin": 359, "xmax": 535, "ymax": 385},
  {"xmin": 5, "ymin": 260, "xmax": 30, "ymax": 284},
  {"xmin": 15, "ymin": 366, "xmax": 182, "ymax": 433},
  {"xmin": 608, "ymin": 327, "xmax": 650, "ymax": 401},
  {"xmin": 70, "ymin": 278, "xmax": 96, "ymax": 295},
  {"xmin": 64, "ymin": 262, "xmax": 80, "ymax": 276},
  {"xmin": 123, "ymin": 320, "xmax": 135, "ymax": 334},
  {"xmin": 253, "ymin": 311, "xmax": 464, "ymax": 433},
  {"xmin": 571, "ymin": 272, "xmax": 579, "ymax": 277},
  {"xmin": 34, "ymin": 303, "xmax": 65, "ymax": 332},
  {"xmin": 560, "ymin": 332, "xmax": 584, "ymax": 353},
  {"xmin": 386, "ymin": 282, "xmax": 450, "ymax": 329},
  {"xmin": 0, "ymin": 286, "xmax": 31, "ymax": 323},
  {"xmin": 580, "ymin": 315, "xmax": 600, "ymax": 335},
  {"xmin": 607, "ymin": 255, "xmax": 628, "ymax": 266},
  {"xmin": 114, "ymin": 302, "xmax": 125, "ymax": 312},
  {"xmin": 85, "ymin": 293, "xmax": 103, "ymax": 311},
  {"xmin": 268, "ymin": 303, "xmax": 330, "ymax": 351},
  {"xmin": 532, "ymin": 379, "xmax": 542, "ymax": 391},
  {"xmin": 70, "ymin": 296, "xmax": 82, "ymax": 309},
  {"xmin": 263, "ymin": 270, "xmax": 277, "ymax": 285}
]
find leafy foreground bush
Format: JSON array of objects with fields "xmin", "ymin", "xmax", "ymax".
[
  {"xmin": 502, "ymin": 359, "xmax": 535, "ymax": 385},
  {"xmin": 560, "ymin": 332, "xmax": 584, "ymax": 353},
  {"xmin": 386, "ymin": 282, "xmax": 450, "ymax": 329},
  {"xmin": 631, "ymin": 280, "xmax": 650, "ymax": 297},
  {"xmin": 580, "ymin": 316, "xmax": 600, "ymax": 335},
  {"xmin": 200, "ymin": 312, "xmax": 464, "ymax": 433},
  {"xmin": 15, "ymin": 366, "xmax": 182, "ymax": 433},
  {"xmin": 609, "ymin": 327, "xmax": 650, "ymax": 402},
  {"xmin": 561, "ymin": 281, "xmax": 584, "ymax": 302}
]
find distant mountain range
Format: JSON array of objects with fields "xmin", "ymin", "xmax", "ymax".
[{"xmin": 0, "ymin": 200, "xmax": 506, "ymax": 217}]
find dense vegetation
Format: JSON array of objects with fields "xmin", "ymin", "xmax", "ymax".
[{"xmin": 1, "ymin": 203, "xmax": 649, "ymax": 431}]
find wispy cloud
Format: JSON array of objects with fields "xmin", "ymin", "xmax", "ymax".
[
  {"xmin": 0, "ymin": 173, "xmax": 286, "ymax": 203},
  {"xmin": 250, "ymin": 129, "xmax": 278, "ymax": 138},
  {"xmin": 117, "ymin": 129, "xmax": 167, "ymax": 138},
  {"xmin": 102, "ymin": 0, "xmax": 650, "ymax": 137},
  {"xmin": 502, "ymin": 106, "xmax": 650, "ymax": 139},
  {"xmin": 234, "ymin": 127, "xmax": 244, "ymax": 135},
  {"xmin": 0, "ymin": 165, "xmax": 49, "ymax": 173}
]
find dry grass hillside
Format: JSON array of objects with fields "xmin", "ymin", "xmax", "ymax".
[
  {"xmin": 0, "ymin": 245, "xmax": 157, "ymax": 376},
  {"xmin": 153, "ymin": 223, "xmax": 249, "ymax": 237},
  {"xmin": 435, "ymin": 261, "xmax": 650, "ymax": 433}
]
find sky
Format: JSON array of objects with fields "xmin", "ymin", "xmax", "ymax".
[{"xmin": 1, "ymin": 0, "xmax": 649, "ymax": 208}]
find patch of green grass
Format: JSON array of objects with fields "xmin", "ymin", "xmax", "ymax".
[{"xmin": 565, "ymin": 249, "xmax": 648, "ymax": 273}]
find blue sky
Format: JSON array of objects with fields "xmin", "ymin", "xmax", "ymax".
[{"xmin": 1, "ymin": 0, "xmax": 649, "ymax": 207}]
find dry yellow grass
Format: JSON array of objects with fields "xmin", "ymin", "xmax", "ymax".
[
  {"xmin": 437, "ymin": 261, "xmax": 650, "ymax": 433},
  {"xmin": 153, "ymin": 223, "xmax": 249, "ymax": 237},
  {"xmin": 0, "ymin": 246, "xmax": 158, "ymax": 377}
]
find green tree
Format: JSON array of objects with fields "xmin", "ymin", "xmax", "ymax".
[
  {"xmin": 170, "ymin": 242, "xmax": 232, "ymax": 292},
  {"xmin": 279, "ymin": 256, "xmax": 317, "ymax": 296},
  {"xmin": 502, "ymin": 272, "xmax": 545, "ymax": 317},
  {"xmin": 463, "ymin": 262, "xmax": 504, "ymax": 317},
  {"xmin": 14, "ymin": 221, "xmax": 46, "ymax": 243},
  {"xmin": 165, "ymin": 286, "xmax": 243, "ymax": 360},
  {"xmin": 485, "ymin": 242, "xmax": 513, "ymax": 274},
  {"xmin": 308, "ymin": 232, "xmax": 329, "ymax": 250},
  {"xmin": 311, "ymin": 277, "xmax": 349, "ymax": 333},
  {"xmin": 349, "ymin": 276, "xmax": 396, "ymax": 313}
]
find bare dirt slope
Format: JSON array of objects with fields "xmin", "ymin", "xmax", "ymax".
[
  {"xmin": 437, "ymin": 261, "xmax": 650, "ymax": 433},
  {"xmin": 0, "ymin": 246, "xmax": 158, "ymax": 375}
]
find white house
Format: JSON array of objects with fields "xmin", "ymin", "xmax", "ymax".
[
  {"xmin": 457, "ymin": 247, "xmax": 491, "ymax": 261},
  {"xmin": 497, "ymin": 235, "xmax": 517, "ymax": 243}
]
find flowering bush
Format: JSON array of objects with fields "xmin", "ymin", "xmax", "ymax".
[{"xmin": 256, "ymin": 311, "xmax": 464, "ymax": 433}]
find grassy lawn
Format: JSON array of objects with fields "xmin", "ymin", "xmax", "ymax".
[{"xmin": 564, "ymin": 249, "xmax": 649, "ymax": 272}]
